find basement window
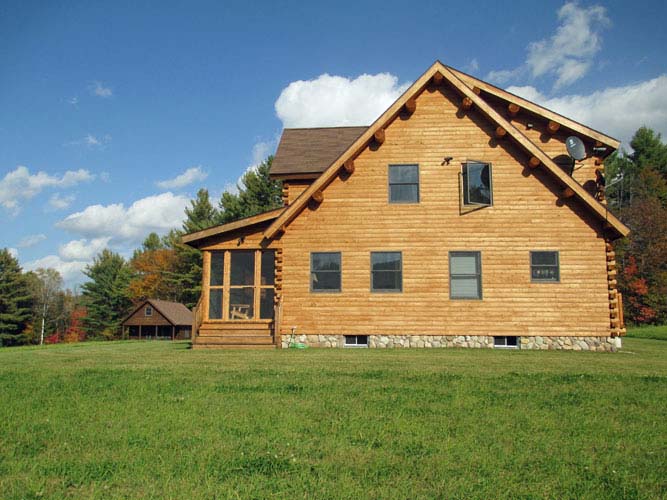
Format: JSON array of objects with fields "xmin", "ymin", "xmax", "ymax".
[
  {"xmin": 344, "ymin": 335, "xmax": 368, "ymax": 347},
  {"xmin": 145, "ymin": 306, "xmax": 153, "ymax": 317},
  {"xmin": 494, "ymin": 336, "xmax": 519, "ymax": 349},
  {"xmin": 462, "ymin": 162, "xmax": 493, "ymax": 206}
]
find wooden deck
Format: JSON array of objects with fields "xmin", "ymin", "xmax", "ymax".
[{"xmin": 192, "ymin": 321, "xmax": 275, "ymax": 349}]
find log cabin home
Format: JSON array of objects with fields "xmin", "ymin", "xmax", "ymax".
[
  {"xmin": 183, "ymin": 61, "xmax": 629, "ymax": 351},
  {"xmin": 122, "ymin": 299, "xmax": 193, "ymax": 340}
]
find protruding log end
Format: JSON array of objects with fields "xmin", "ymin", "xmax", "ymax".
[
  {"xmin": 461, "ymin": 97, "xmax": 473, "ymax": 110},
  {"xmin": 529, "ymin": 157, "xmax": 541, "ymax": 169},
  {"xmin": 311, "ymin": 190, "xmax": 324, "ymax": 204},
  {"xmin": 495, "ymin": 126, "xmax": 507, "ymax": 139},
  {"xmin": 404, "ymin": 97, "xmax": 416, "ymax": 115},
  {"xmin": 374, "ymin": 129, "xmax": 385, "ymax": 145},
  {"xmin": 508, "ymin": 103, "xmax": 520, "ymax": 117},
  {"xmin": 561, "ymin": 187, "xmax": 575, "ymax": 199},
  {"xmin": 472, "ymin": 86, "xmax": 481, "ymax": 95},
  {"xmin": 343, "ymin": 160, "xmax": 355, "ymax": 174},
  {"xmin": 432, "ymin": 72, "xmax": 444, "ymax": 85},
  {"xmin": 548, "ymin": 120, "xmax": 561, "ymax": 134}
]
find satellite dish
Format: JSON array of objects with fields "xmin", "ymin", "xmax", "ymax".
[{"xmin": 565, "ymin": 136, "xmax": 587, "ymax": 161}]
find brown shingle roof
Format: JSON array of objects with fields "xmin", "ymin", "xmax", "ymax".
[
  {"xmin": 148, "ymin": 299, "xmax": 193, "ymax": 326},
  {"xmin": 270, "ymin": 126, "xmax": 368, "ymax": 176}
]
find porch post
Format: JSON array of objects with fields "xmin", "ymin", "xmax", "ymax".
[
  {"xmin": 139, "ymin": 325, "xmax": 142, "ymax": 340},
  {"xmin": 172, "ymin": 325, "xmax": 175, "ymax": 341}
]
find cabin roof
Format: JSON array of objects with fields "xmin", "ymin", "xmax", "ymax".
[
  {"xmin": 264, "ymin": 60, "xmax": 630, "ymax": 240},
  {"xmin": 122, "ymin": 299, "xmax": 193, "ymax": 326},
  {"xmin": 270, "ymin": 126, "xmax": 368, "ymax": 177},
  {"xmin": 181, "ymin": 207, "xmax": 283, "ymax": 247}
]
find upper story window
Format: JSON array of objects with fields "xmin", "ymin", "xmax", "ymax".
[
  {"xmin": 388, "ymin": 165, "xmax": 419, "ymax": 203},
  {"xmin": 311, "ymin": 252, "xmax": 341, "ymax": 292},
  {"xmin": 145, "ymin": 306, "xmax": 153, "ymax": 317},
  {"xmin": 371, "ymin": 252, "xmax": 402, "ymax": 292},
  {"xmin": 449, "ymin": 251, "xmax": 482, "ymax": 299},
  {"xmin": 462, "ymin": 162, "xmax": 493, "ymax": 207},
  {"xmin": 530, "ymin": 251, "xmax": 560, "ymax": 282}
]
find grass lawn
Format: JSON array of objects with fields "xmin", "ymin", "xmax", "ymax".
[
  {"xmin": 627, "ymin": 324, "xmax": 667, "ymax": 341},
  {"xmin": 1, "ymin": 339, "xmax": 666, "ymax": 499}
]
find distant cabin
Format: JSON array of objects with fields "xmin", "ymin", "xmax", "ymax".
[{"xmin": 122, "ymin": 299, "xmax": 193, "ymax": 340}]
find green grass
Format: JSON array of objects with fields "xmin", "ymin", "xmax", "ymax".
[
  {"xmin": 627, "ymin": 324, "xmax": 667, "ymax": 341},
  {"xmin": 1, "ymin": 340, "xmax": 666, "ymax": 499}
]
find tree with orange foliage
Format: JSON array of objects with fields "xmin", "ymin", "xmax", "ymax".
[
  {"xmin": 63, "ymin": 307, "xmax": 87, "ymax": 343},
  {"xmin": 128, "ymin": 235, "xmax": 179, "ymax": 302}
]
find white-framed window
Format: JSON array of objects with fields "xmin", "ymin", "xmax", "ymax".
[
  {"xmin": 344, "ymin": 335, "xmax": 368, "ymax": 347},
  {"xmin": 462, "ymin": 161, "xmax": 493, "ymax": 207},
  {"xmin": 311, "ymin": 252, "xmax": 342, "ymax": 292},
  {"xmin": 530, "ymin": 251, "xmax": 560, "ymax": 282},
  {"xmin": 494, "ymin": 336, "xmax": 519, "ymax": 349},
  {"xmin": 388, "ymin": 164, "xmax": 419, "ymax": 203},
  {"xmin": 371, "ymin": 252, "xmax": 402, "ymax": 292},
  {"xmin": 145, "ymin": 306, "xmax": 153, "ymax": 317},
  {"xmin": 449, "ymin": 251, "xmax": 482, "ymax": 299}
]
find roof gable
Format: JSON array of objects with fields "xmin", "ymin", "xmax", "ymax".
[
  {"xmin": 122, "ymin": 299, "xmax": 193, "ymax": 326},
  {"xmin": 264, "ymin": 61, "xmax": 629, "ymax": 240},
  {"xmin": 182, "ymin": 208, "xmax": 283, "ymax": 247}
]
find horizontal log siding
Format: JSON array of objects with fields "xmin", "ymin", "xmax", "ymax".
[{"xmin": 280, "ymin": 86, "xmax": 611, "ymax": 338}]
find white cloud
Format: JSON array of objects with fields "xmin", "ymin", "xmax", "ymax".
[
  {"xmin": 0, "ymin": 166, "xmax": 94, "ymax": 213},
  {"xmin": 56, "ymin": 192, "xmax": 189, "ymax": 243},
  {"xmin": 8, "ymin": 248, "xmax": 18, "ymax": 258},
  {"xmin": 90, "ymin": 81, "xmax": 113, "ymax": 98},
  {"xmin": 66, "ymin": 133, "xmax": 111, "ymax": 150},
  {"xmin": 463, "ymin": 58, "xmax": 480, "ymax": 73},
  {"xmin": 507, "ymin": 74, "xmax": 667, "ymax": 147},
  {"xmin": 275, "ymin": 72, "xmax": 410, "ymax": 128},
  {"xmin": 486, "ymin": 2, "xmax": 610, "ymax": 90},
  {"xmin": 59, "ymin": 237, "xmax": 111, "ymax": 261},
  {"xmin": 68, "ymin": 97, "xmax": 79, "ymax": 106},
  {"xmin": 156, "ymin": 166, "xmax": 208, "ymax": 189},
  {"xmin": 18, "ymin": 234, "xmax": 47, "ymax": 248},
  {"xmin": 23, "ymin": 254, "xmax": 88, "ymax": 287},
  {"xmin": 48, "ymin": 193, "xmax": 75, "ymax": 210}
]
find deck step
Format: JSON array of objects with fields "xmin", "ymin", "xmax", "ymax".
[
  {"xmin": 194, "ymin": 335, "xmax": 274, "ymax": 345},
  {"xmin": 198, "ymin": 329, "xmax": 272, "ymax": 337},
  {"xmin": 193, "ymin": 343, "xmax": 276, "ymax": 350}
]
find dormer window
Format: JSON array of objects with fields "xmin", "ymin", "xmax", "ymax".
[
  {"xmin": 145, "ymin": 306, "xmax": 153, "ymax": 317},
  {"xmin": 462, "ymin": 162, "xmax": 493, "ymax": 207}
]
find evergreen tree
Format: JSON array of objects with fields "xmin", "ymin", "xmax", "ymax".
[
  {"xmin": 0, "ymin": 249, "xmax": 32, "ymax": 346},
  {"xmin": 184, "ymin": 188, "xmax": 219, "ymax": 233},
  {"xmin": 81, "ymin": 250, "xmax": 132, "ymax": 339},
  {"xmin": 218, "ymin": 156, "xmax": 282, "ymax": 223}
]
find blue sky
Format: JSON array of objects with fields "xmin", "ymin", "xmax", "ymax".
[{"xmin": 1, "ymin": 0, "xmax": 666, "ymax": 288}]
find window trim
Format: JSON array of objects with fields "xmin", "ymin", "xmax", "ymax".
[
  {"xmin": 145, "ymin": 306, "xmax": 153, "ymax": 317},
  {"xmin": 388, "ymin": 164, "xmax": 420, "ymax": 204},
  {"xmin": 530, "ymin": 251, "xmax": 561, "ymax": 283},
  {"xmin": 370, "ymin": 251, "xmax": 403, "ymax": 293},
  {"xmin": 310, "ymin": 252, "xmax": 342, "ymax": 293},
  {"xmin": 461, "ymin": 161, "xmax": 493, "ymax": 207},
  {"xmin": 449, "ymin": 251, "xmax": 482, "ymax": 300}
]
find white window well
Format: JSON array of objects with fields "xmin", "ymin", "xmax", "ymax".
[
  {"xmin": 344, "ymin": 335, "xmax": 369, "ymax": 347},
  {"xmin": 494, "ymin": 336, "xmax": 519, "ymax": 349}
]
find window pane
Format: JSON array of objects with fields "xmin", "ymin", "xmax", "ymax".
[
  {"xmin": 372, "ymin": 271, "xmax": 401, "ymax": 291},
  {"xmin": 208, "ymin": 289, "xmax": 222, "ymax": 319},
  {"xmin": 230, "ymin": 251, "xmax": 255, "ymax": 286},
  {"xmin": 210, "ymin": 252, "xmax": 224, "ymax": 286},
  {"xmin": 464, "ymin": 162, "xmax": 492, "ymax": 205},
  {"xmin": 312, "ymin": 271, "xmax": 341, "ymax": 291},
  {"xmin": 389, "ymin": 184, "xmax": 419, "ymax": 203},
  {"xmin": 532, "ymin": 266, "xmax": 559, "ymax": 281},
  {"xmin": 531, "ymin": 251, "xmax": 558, "ymax": 266},
  {"xmin": 260, "ymin": 288, "xmax": 274, "ymax": 319},
  {"xmin": 450, "ymin": 254, "xmax": 478, "ymax": 275},
  {"xmin": 312, "ymin": 252, "xmax": 340, "ymax": 272},
  {"xmin": 372, "ymin": 252, "xmax": 401, "ymax": 271},
  {"xmin": 451, "ymin": 277, "xmax": 480, "ymax": 299},
  {"xmin": 261, "ymin": 251, "xmax": 275, "ymax": 285},
  {"xmin": 389, "ymin": 165, "xmax": 418, "ymax": 183},
  {"xmin": 229, "ymin": 287, "xmax": 254, "ymax": 320}
]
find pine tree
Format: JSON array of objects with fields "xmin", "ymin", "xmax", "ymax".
[
  {"xmin": 218, "ymin": 156, "xmax": 282, "ymax": 223},
  {"xmin": 184, "ymin": 189, "xmax": 219, "ymax": 233},
  {"xmin": 81, "ymin": 250, "xmax": 132, "ymax": 339},
  {"xmin": 0, "ymin": 249, "xmax": 33, "ymax": 346}
]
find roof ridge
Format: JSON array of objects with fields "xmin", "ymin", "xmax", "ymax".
[{"xmin": 283, "ymin": 126, "xmax": 369, "ymax": 131}]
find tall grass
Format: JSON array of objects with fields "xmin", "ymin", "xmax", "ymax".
[{"xmin": 1, "ymin": 339, "xmax": 666, "ymax": 499}]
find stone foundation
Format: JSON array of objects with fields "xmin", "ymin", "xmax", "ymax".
[{"xmin": 281, "ymin": 334, "xmax": 621, "ymax": 351}]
